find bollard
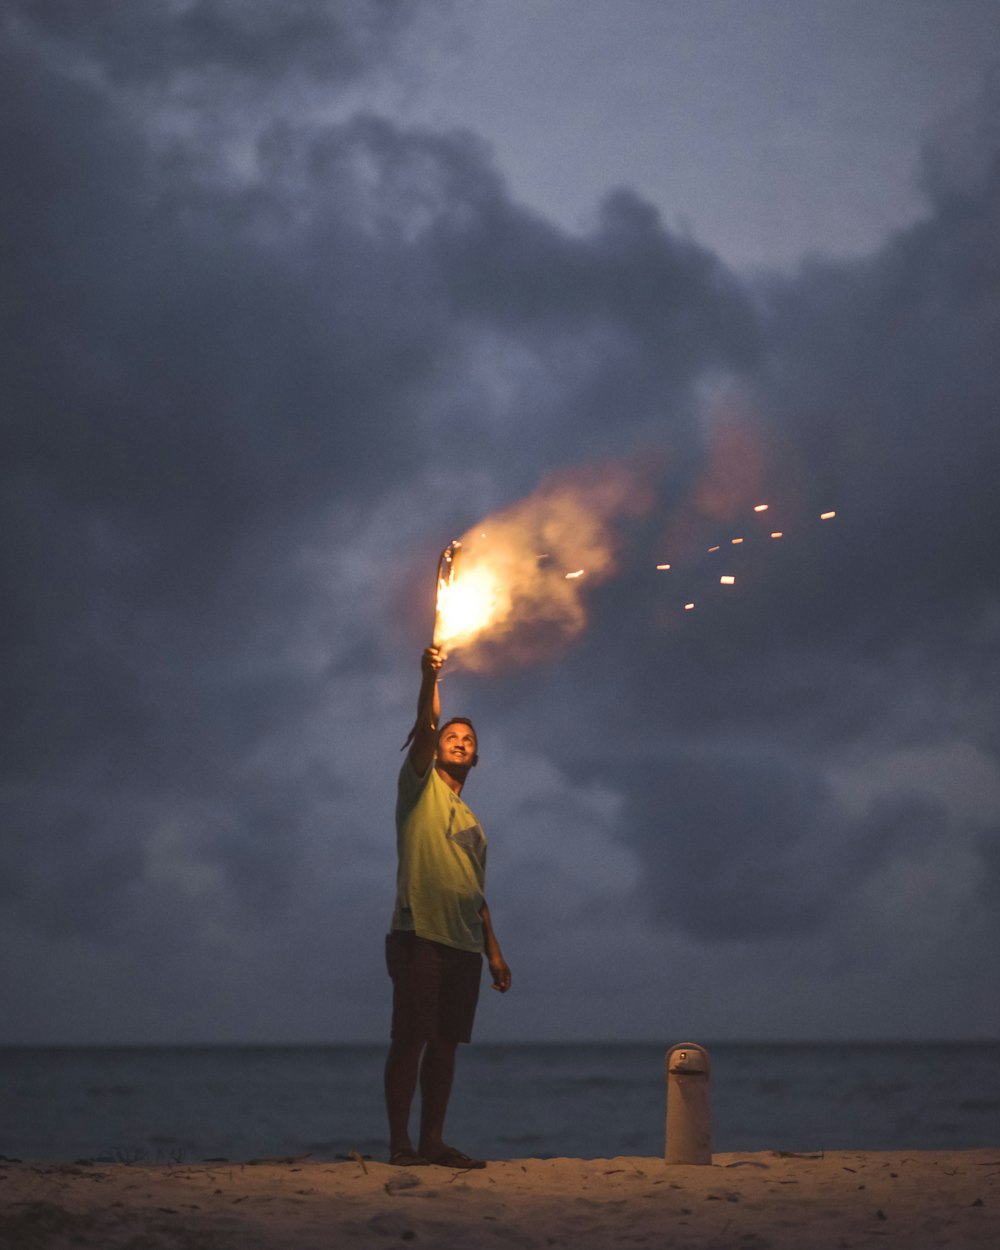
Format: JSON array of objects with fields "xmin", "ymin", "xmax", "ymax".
[{"xmin": 664, "ymin": 1042, "xmax": 712, "ymax": 1164}]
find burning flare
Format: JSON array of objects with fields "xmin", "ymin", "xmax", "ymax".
[
  {"xmin": 432, "ymin": 542, "xmax": 500, "ymax": 648},
  {"xmin": 426, "ymin": 460, "xmax": 650, "ymax": 670}
]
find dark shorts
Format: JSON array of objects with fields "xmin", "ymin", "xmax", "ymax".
[{"xmin": 385, "ymin": 930, "xmax": 483, "ymax": 1044}]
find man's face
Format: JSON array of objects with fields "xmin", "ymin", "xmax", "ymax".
[{"xmin": 436, "ymin": 722, "xmax": 478, "ymax": 769}]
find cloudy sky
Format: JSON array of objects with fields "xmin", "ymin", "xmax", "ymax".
[{"xmin": 3, "ymin": 0, "xmax": 999, "ymax": 1045}]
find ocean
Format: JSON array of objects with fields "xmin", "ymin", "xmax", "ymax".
[{"xmin": 1, "ymin": 1043, "xmax": 997, "ymax": 1164}]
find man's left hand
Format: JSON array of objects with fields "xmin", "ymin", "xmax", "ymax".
[{"xmin": 488, "ymin": 952, "xmax": 512, "ymax": 993}]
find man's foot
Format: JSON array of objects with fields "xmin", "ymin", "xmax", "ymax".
[
  {"xmin": 389, "ymin": 1149, "xmax": 430, "ymax": 1166},
  {"xmin": 422, "ymin": 1145, "xmax": 486, "ymax": 1169}
]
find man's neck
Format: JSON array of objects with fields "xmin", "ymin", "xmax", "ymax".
[{"xmin": 435, "ymin": 762, "xmax": 468, "ymax": 796}]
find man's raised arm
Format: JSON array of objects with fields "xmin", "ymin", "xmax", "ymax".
[{"xmin": 407, "ymin": 645, "xmax": 444, "ymax": 776}]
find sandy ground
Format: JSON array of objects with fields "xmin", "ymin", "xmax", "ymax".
[{"xmin": 0, "ymin": 1150, "xmax": 997, "ymax": 1249}]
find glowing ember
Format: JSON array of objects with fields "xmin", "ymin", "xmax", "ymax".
[
  {"xmin": 754, "ymin": 503, "xmax": 769, "ymax": 512},
  {"xmin": 770, "ymin": 531, "xmax": 783, "ymax": 538},
  {"xmin": 684, "ymin": 602, "xmax": 695, "ymax": 610},
  {"xmin": 820, "ymin": 511, "xmax": 837, "ymax": 520},
  {"xmin": 656, "ymin": 563, "xmax": 671, "ymax": 570},
  {"xmin": 731, "ymin": 537, "xmax": 744, "ymax": 544},
  {"xmin": 565, "ymin": 569, "xmax": 585, "ymax": 580},
  {"xmin": 708, "ymin": 545, "xmax": 720, "ymax": 553},
  {"xmin": 720, "ymin": 575, "xmax": 736, "ymax": 585}
]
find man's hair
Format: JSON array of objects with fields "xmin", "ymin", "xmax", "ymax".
[{"xmin": 437, "ymin": 717, "xmax": 479, "ymax": 764}]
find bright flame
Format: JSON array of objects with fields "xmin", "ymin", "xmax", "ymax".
[
  {"xmin": 435, "ymin": 566, "xmax": 498, "ymax": 646},
  {"xmin": 427, "ymin": 459, "xmax": 652, "ymax": 670},
  {"xmin": 720, "ymin": 575, "xmax": 736, "ymax": 585}
]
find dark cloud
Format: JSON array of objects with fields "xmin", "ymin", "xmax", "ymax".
[
  {"xmin": 462, "ymin": 70, "xmax": 1000, "ymax": 966},
  {"xmin": 0, "ymin": 4, "xmax": 754, "ymax": 959},
  {"xmin": 615, "ymin": 752, "xmax": 940, "ymax": 942},
  {"xmin": 976, "ymin": 826, "xmax": 1000, "ymax": 910},
  {"xmin": 1, "ymin": 2, "xmax": 998, "ymax": 1040},
  {"xmin": 6, "ymin": 0, "xmax": 419, "ymax": 86}
]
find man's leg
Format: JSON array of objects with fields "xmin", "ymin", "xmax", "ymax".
[
  {"xmin": 384, "ymin": 1037, "xmax": 426, "ymax": 1161},
  {"xmin": 417, "ymin": 1041, "xmax": 485, "ymax": 1168},
  {"xmin": 416, "ymin": 1039, "xmax": 457, "ymax": 1158}
]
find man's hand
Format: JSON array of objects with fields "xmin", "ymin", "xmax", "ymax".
[
  {"xmin": 421, "ymin": 645, "xmax": 446, "ymax": 678},
  {"xmin": 488, "ymin": 950, "xmax": 512, "ymax": 993},
  {"xmin": 481, "ymin": 902, "xmax": 509, "ymax": 992}
]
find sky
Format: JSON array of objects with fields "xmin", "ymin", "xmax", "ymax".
[{"xmin": 2, "ymin": 0, "xmax": 999, "ymax": 1045}]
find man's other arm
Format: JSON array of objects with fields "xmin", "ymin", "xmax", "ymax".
[{"xmin": 481, "ymin": 900, "xmax": 511, "ymax": 993}]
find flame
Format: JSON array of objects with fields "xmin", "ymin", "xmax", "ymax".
[
  {"xmin": 429, "ymin": 459, "xmax": 652, "ymax": 670},
  {"xmin": 435, "ymin": 565, "xmax": 499, "ymax": 646}
]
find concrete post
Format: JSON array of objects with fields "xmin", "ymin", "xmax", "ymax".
[{"xmin": 664, "ymin": 1042, "xmax": 712, "ymax": 1164}]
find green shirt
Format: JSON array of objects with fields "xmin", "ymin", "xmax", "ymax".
[{"xmin": 392, "ymin": 759, "xmax": 487, "ymax": 953}]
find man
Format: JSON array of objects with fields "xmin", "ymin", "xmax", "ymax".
[{"xmin": 384, "ymin": 644, "xmax": 511, "ymax": 1169}]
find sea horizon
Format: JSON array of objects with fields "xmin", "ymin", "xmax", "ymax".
[{"xmin": 3, "ymin": 1039, "xmax": 997, "ymax": 1163}]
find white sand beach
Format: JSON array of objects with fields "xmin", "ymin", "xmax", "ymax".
[{"xmin": 1, "ymin": 1149, "xmax": 997, "ymax": 1248}]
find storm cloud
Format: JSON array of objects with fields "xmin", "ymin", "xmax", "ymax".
[{"xmin": 1, "ymin": 1, "xmax": 998, "ymax": 1042}]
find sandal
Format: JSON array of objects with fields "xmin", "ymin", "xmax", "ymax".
[
  {"xmin": 389, "ymin": 1150, "xmax": 430, "ymax": 1167},
  {"xmin": 424, "ymin": 1146, "xmax": 486, "ymax": 1169}
]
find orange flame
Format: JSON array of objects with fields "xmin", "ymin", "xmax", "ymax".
[
  {"xmin": 430, "ymin": 460, "xmax": 651, "ymax": 670},
  {"xmin": 435, "ymin": 564, "xmax": 498, "ymax": 645}
]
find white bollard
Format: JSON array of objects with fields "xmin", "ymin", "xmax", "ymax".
[{"xmin": 664, "ymin": 1042, "xmax": 712, "ymax": 1165}]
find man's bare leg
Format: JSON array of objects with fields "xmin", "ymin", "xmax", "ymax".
[
  {"xmin": 384, "ymin": 1037, "xmax": 427, "ymax": 1162},
  {"xmin": 418, "ymin": 1040, "xmax": 485, "ymax": 1168}
]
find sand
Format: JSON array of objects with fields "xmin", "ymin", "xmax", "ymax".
[{"xmin": 1, "ymin": 1150, "xmax": 997, "ymax": 1249}]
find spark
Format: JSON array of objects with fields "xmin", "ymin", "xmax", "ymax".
[
  {"xmin": 565, "ymin": 569, "xmax": 585, "ymax": 580},
  {"xmin": 820, "ymin": 511, "xmax": 837, "ymax": 520},
  {"xmin": 731, "ymin": 537, "xmax": 744, "ymax": 544},
  {"xmin": 684, "ymin": 602, "xmax": 695, "ymax": 611},
  {"xmin": 720, "ymin": 575, "xmax": 736, "ymax": 585},
  {"xmin": 770, "ymin": 531, "xmax": 783, "ymax": 539},
  {"xmin": 708, "ymin": 545, "xmax": 720, "ymax": 553},
  {"xmin": 656, "ymin": 563, "xmax": 671, "ymax": 571},
  {"xmin": 754, "ymin": 504, "xmax": 769, "ymax": 512}
]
